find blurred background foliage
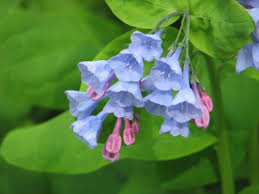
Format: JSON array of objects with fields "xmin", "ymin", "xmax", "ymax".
[{"xmin": 0, "ymin": 0, "xmax": 258, "ymax": 194}]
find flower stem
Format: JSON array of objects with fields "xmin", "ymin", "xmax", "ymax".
[
  {"xmin": 149, "ymin": 10, "xmax": 187, "ymax": 34},
  {"xmin": 249, "ymin": 122, "xmax": 259, "ymax": 185},
  {"xmin": 205, "ymin": 56, "xmax": 235, "ymax": 194}
]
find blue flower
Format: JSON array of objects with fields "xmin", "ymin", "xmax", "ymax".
[
  {"xmin": 247, "ymin": 8, "xmax": 259, "ymax": 41},
  {"xmin": 103, "ymin": 99, "xmax": 133, "ymax": 120},
  {"xmin": 107, "ymin": 81, "xmax": 144, "ymax": 108},
  {"xmin": 71, "ymin": 111, "xmax": 108, "ymax": 149},
  {"xmin": 150, "ymin": 47, "xmax": 183, "ymax": 91},
  {"xmin": 128, "ymin": 30, "xmax": 163, "ymax": 62},
  {"xmin": 241, "ymin": 0, "xmax": 259, "ymax": 8},
  {"xmin": 78, "ymin": 60, "xmax": 113, "ymax": 94},
  {"xmin": 141, "ymin": 76, "xmax": 156, "ymax": 93},
  {"xmin": 252, "ymin": 42, "xmax": 259, "ymax": 70},
  {"xmin": 236, "ymin": 43, "xmax": 256, "ymax": 73},
  {"xmin": 65, "ymin": 90, "xmax": 98, "ymax": 120},
  {"xmin": 144, "ymin": 89, "xmax": 173, "ymax": 117},
  {"xmin": 166, "ymin": 65, "xmax": 202, "ymax": 123},
  {"xmin": 107, "ymin": 49, "xmax": 143, "ymax": 82},
  {"xmin": 160, "ymin": 118, "xmax": 190, "ymax": 138}
]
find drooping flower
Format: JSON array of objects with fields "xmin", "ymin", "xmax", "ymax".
[
  {"xmin": 236, "ymin": 43, "xmax": 255, "ymax": 73},
  {"xmin": 150, "ymin": 47, "xmax": 183, "ymax": 91},
  {"xmin": 192, "ymin": 82, "xmax": 210, "ymax": 129},
  {"xmin": 132, "ymin": 120, "xmax": 140, "ymax": 133},
  {"xmin": 103, "ymin": 99, "xmax": 133, "ymax": 120},
  {"xmin": 160, "ymin": 118, "xmax": 190, "ymax": 138},
  {"xmin": 123, "ymin": 119, "xmax": 136, "ymax": 145},
  {"xmin": 78, "ymin": 60, "xmax": 113, "ymax": 94},
  {"xmin": 70, "ymin": 111, "xmax": 109, "ymax": 149},
  {"xmin": 200, "ymin": 90, "xmax": 213, "ymax": 112},
  {"xmin": 107, "ymin": 81, "xmax": 144, "ymax": 108},
  {"xmin": 241, "ymin": 0, "xmax": 259, "ymax": 8},
  {"xmin": 144, "ymin": 89, "xmax": 173, "ymax": 117},
  {"xmin": 141, "ymin": 76, "xmax": 156, "ymax": 93},
  {"xmin": 128, "ymin": 30, "xmax": 163, "ymax": 62},
  {"xmin": 65, "ymin": 90, "xmax": 99, "ymax": 120},
  {"xmin": 166, "ymin": 64, "xmax": 202, "ymax": 123},
  {"xmin": 107, "ymin": 49, "xmax": 143, "ymax": 82}
]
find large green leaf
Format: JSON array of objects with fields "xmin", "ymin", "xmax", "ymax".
[
  {"xmin": 0, "ymin": 28, "xmax": 217, "ymax": 174},
  {"xmin": 0, "ymin": 3, "xmax": 126, "ymax": 109},
  {"xmin": 105, "ymin": 0, "xmax": 254, "ymax": 58}
]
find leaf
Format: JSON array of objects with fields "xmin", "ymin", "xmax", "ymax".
[
  {"xmin": 239, "ymin": 186, "xmax": 259, "ymax": 194},
  {"xmin": 105, "ymin": 0, "xmax": 254, "ymax": 58},
  {"xmin": 0, "ymin": 28, "xmax": 217, "ymax": 174},
  {"xmin": 0, "ymin": 4, "xmax": 126, "ymax": 110}
]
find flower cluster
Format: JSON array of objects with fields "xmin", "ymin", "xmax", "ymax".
[
  {"xmin": 236, "ymin": 0, "xmax": 259, "ymax": 73},
  {"xmin": 65, "ymin": 29, "xmax": 213, "ymax": 162}
]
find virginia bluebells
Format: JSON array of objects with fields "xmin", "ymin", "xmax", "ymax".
[
  {"xmin": 65, "ymin": 17, "xmax": 214, "ymax": 162},
  {"xmin": 236, "ymin": 1, "xmax": 259, "ymax": 73}
]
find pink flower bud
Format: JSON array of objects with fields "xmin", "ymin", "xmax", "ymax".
[
  {"xmin": 123, "ymin": 119, "xmax": 135, "ymax": 145},
  {"xmin": 195, "ymin": 104, "xmax": 210, "ymax": 129},
  {"xmin": 200, "ymin": 90, "xmax": 213, "ymax": 112},
  {"xmin": 132, "ymin": 120, "xmax": 140, "ymax": 133},
  {"xmin": 105, "ymin": 118, "xmax": 122, "ymax": 154},
  {"xmin": 102, "ymin": 143, "xmax": 120, "ymax": 162}
]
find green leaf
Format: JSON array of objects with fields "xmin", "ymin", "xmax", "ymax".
[
  {"xmin": 239, "ymin": 186, "xmax": 259, "ymax": 194},
  {"xmin": 105, "ymin": 0, "xmax": 254, "ymax": 58},
  {"xmin": 0, "ymin": 4, "xmax": 126, "ymax": 109}
]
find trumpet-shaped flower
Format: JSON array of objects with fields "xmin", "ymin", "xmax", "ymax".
[
  {"xmin": 160, "ymin": 118, "xmax": 190, "ymax": 138},
  {"xmin": 65, "ymin": 90, "xmax": 98, "ymax": 120},
  {"xmin": 103, "ymin": 99, "xmax": 133, "ymax": 120},
  {"xmin": 70, "ymin": 111, "xmax": 108, "ymax": 149},
  {"xmin": 144, "ymin": 89, "xmax": 173, "ymax": 117},
  {"xmin": 78, "ymin": 60, "xmax": 113, "ymax": 94},
  {"xmin": 107, "ymin": 81, "xmax": 144, "ymax": 108},
  {"xmin": 150, "ymin": 47, "xmax": 183, "ymax": 91},
  {"xmin": 166, "ymin": 65, "xmax": 201, "ymax": 123},
  {"xmin": 108, "ymin": 49, "xmax": 143, "ymax": 82},
  {"xmin": 129, "ymin": 30, "xmax": 163, "ymax": 62}
]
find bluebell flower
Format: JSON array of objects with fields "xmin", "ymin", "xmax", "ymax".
[
  {"xmin": 128, "ymin": 30, "xmax": 163, "ymax": 62},
  {"xmin": 107, "ymin": 49, "xmax": 143, "ymax": 82},
  {"xmin": 150, "ymin": 47, "xmax": 183, "ymax": 91},
  {"xmin": 141, "ymin": 76, "xmax": 156, "ymax": 93},
  {"xmin": 144, "ymin": 89, "xmax": 173, "ymax": 117},
  {"xmin": 236, "ymin": 43, "xmax": 256, "ymax": 73},
  {"xmin": 166, "ymin": 65, "xmax": 202, "ymax": 123},
  {"xmin": 103, "ymin": 99, "xmax": 133, "ymax": 120},
  {"xmin": 65, "ymin": 90, "xmax": 98, "ymax": 120},
  {"xmin": 78, "ymin": 60, "xmax": 113, "ymax": 94},
  {"xmin": 107, "ymin": 81, "xmax": 144, "ymax": 108},
  {"xmin": 241, "ymin": 0, "xmax": 259, "ymax": 8},
  {"xmin": 160, "ymin": 118, "xmax": 190, "ymax": 138},
  {"xmin": 71, "ymin": 111, "xmax": 109, "ymax": 149},
  {"xmin": 252, "ymin": 42, "xmax": 259, "ymax": 70}
]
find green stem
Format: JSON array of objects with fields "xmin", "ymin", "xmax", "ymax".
[
  {"xmin": 249, "ymin": 122, "xmax": 259, "ymax": 185},
  {"xmin": 149, "ymin": 10, "xmax": 187, "ymax": 34},
  {"xmin": 206, "ymin": 56, "xmax": 235, "ymax": 194}
]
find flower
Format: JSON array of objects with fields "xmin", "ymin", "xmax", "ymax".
[
  {"xmin": 200, "ymin": 90, "xmax": 213, "ymax": 112},
  {"xmin": 70, "ymin": 111, "xmax": 108, "ymax": 149},
  {"xmin": 103, "ymin": 99, "xmax": 133, "ymax": 120},
  {"xmin": 241, "ymin": 0, "xmax": 259, "ymax": 8},
  {"xmin": 236, "ymin": 43, "xmax": 258, "ymax": 73},
  {"xmin": 166, "ymin": 65, "xmax": 202, "ymax": 123},
  {"xmin": 192, "ymin": 82, "xmax": 210, "ymax": 129},
  {"xmin": 150, "ymin": 47, "xmax": 183, "ymax": 91},
  {"xmin": 141, "ymin": 76, "xmax": 156, "ymax": 93},
  {"xmin": 107, "ymin": 49, "xmax": 143, "ymax": 82},
  {"xmin": 160, "ymin": 118, "xmax": 190, "ymax": 138},
  {"xmin": 65, "ymin": 90, "xmax": 99, "ymax": 120},
  {"xmin": 128, "ymin": 30, "xmax": 163, "ymax": 62},
  {"xmin": 123, "ymin": 119, "xmax": 136, "ymax": 145},
  {"xmin": 144, "ymin": 89, "xmax": 173, "ymax": 117},
  {"xmin": 107, "ymin": 81, "xmax": 144, "ymax": 108},
  {"xmin": 78, "ymin": 60, "xmax": 113, "ymax": 94},
  {"xmin": 236, "ymin": 7, "xmax": 259, "ymax": 73}
]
